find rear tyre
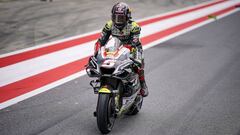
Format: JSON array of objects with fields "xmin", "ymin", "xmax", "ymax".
[{"xmin": 97, "ymin": 94, "xmax": 115, "ymax": 134}]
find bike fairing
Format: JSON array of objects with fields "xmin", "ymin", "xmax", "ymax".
[{"xmin": 86, "ymin": 37, "xmax": 144, "ymax": 134}]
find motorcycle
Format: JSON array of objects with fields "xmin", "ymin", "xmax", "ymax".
[{"xmin": 85, "ymin": 37, "xmax": 144, "ymax": 134}]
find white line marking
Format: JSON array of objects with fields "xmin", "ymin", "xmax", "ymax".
[
  {"xmin": 0, "ymin": 41, "xmax": 95, "ymax": 87},
  {"xmin": 140, "ymin": 0, "xmax": 238, "ymax": 38}
]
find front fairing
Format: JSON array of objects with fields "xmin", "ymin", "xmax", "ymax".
[{"xmin": 96, "ymin": 45, "xmax": 131, "ymax": 70}]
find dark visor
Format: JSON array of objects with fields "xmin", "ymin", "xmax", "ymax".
[{"xmin": 112, "ymin": 14, "xmax": 126, "ymax": 24}]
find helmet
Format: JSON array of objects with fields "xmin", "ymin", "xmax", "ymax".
[{"xmin": 111, "ymin": 2, "xmax": 131, "ymax": 29}]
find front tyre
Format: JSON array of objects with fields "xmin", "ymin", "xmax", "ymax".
[{"xmin": 97, "ymin": 94, "xmax": 115, "ymax": 134}]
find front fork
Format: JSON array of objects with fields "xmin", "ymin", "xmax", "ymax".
[{"xmin": 90, "ymin": 80, "xmax": 120, "ymax": 118}]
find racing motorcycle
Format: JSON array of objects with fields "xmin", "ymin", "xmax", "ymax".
[{"xmin": 85, "ymin": 37, "xmax": 143, "ymax": 134}]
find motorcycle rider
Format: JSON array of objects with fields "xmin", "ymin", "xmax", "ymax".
[{"xmin": 93, "ymin": 2, "xmax": 148, "ymax": 97}]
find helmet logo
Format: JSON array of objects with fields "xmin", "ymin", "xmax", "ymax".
[{"xmin": 116, "ymin": 7, "xmax": 124, "ymax": 13}]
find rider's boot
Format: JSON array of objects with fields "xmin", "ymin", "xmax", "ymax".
[{"xmin": 140, "ymin": 80, "xmax": 149, "ymax": 97}]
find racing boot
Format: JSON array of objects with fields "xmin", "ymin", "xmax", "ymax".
[{"xmin": 140, "ymin": 80, "xmax": 149, "ymax": 97}]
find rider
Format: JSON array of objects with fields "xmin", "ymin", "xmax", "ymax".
[{"xmin": 93, "ymin": 2, "xmax": 148, "ymax": 97}]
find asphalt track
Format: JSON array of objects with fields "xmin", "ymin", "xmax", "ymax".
[{"xmin": 0, "ymin": 8, "xmax": 240, "ymax": 135}]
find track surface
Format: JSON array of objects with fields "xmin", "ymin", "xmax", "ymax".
[{"xmin": 0, "ymin": 9, "xmax": 240, "ymax": 135}]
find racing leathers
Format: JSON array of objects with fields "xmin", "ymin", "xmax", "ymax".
[{"xmin": 94, "ymin": 20, "xmax": 149, "ymax": 97}]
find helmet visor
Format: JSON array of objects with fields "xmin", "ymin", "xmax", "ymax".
[{"xmin": 112, "ymin": 14, "xmax": 127, "ymax": 25}]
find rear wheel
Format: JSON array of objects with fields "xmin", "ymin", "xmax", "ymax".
[{"xmin": 97, "ymin": 94, "xmax": 115, "ymax": 134}]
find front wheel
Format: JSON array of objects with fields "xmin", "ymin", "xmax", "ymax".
[{"xmin": 96, "ymin": 94, "xmax": 115, "ymax": 134}]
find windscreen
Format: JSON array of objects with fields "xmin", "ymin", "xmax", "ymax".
[{"xmin": 105, "ymin": 37, "xmax": 121, "ymax": 53}]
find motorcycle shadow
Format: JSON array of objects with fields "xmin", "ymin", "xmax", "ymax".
[{"xmin": 106, "ymin": 113, "xmax": 144, "ymax": 134}]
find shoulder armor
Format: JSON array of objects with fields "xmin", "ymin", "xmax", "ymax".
[
  {"xmin": 104, "ymin": 20, "xmax": 113, "ymax": 31},
  {"xmin": 131, "ymin": 21, "xmax": 141, "ymax": 33}
]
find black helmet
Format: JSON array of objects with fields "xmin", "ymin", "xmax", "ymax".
[{"xmin": 111, "ymin": 2, "xmax": 131, "ymax": 29}]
